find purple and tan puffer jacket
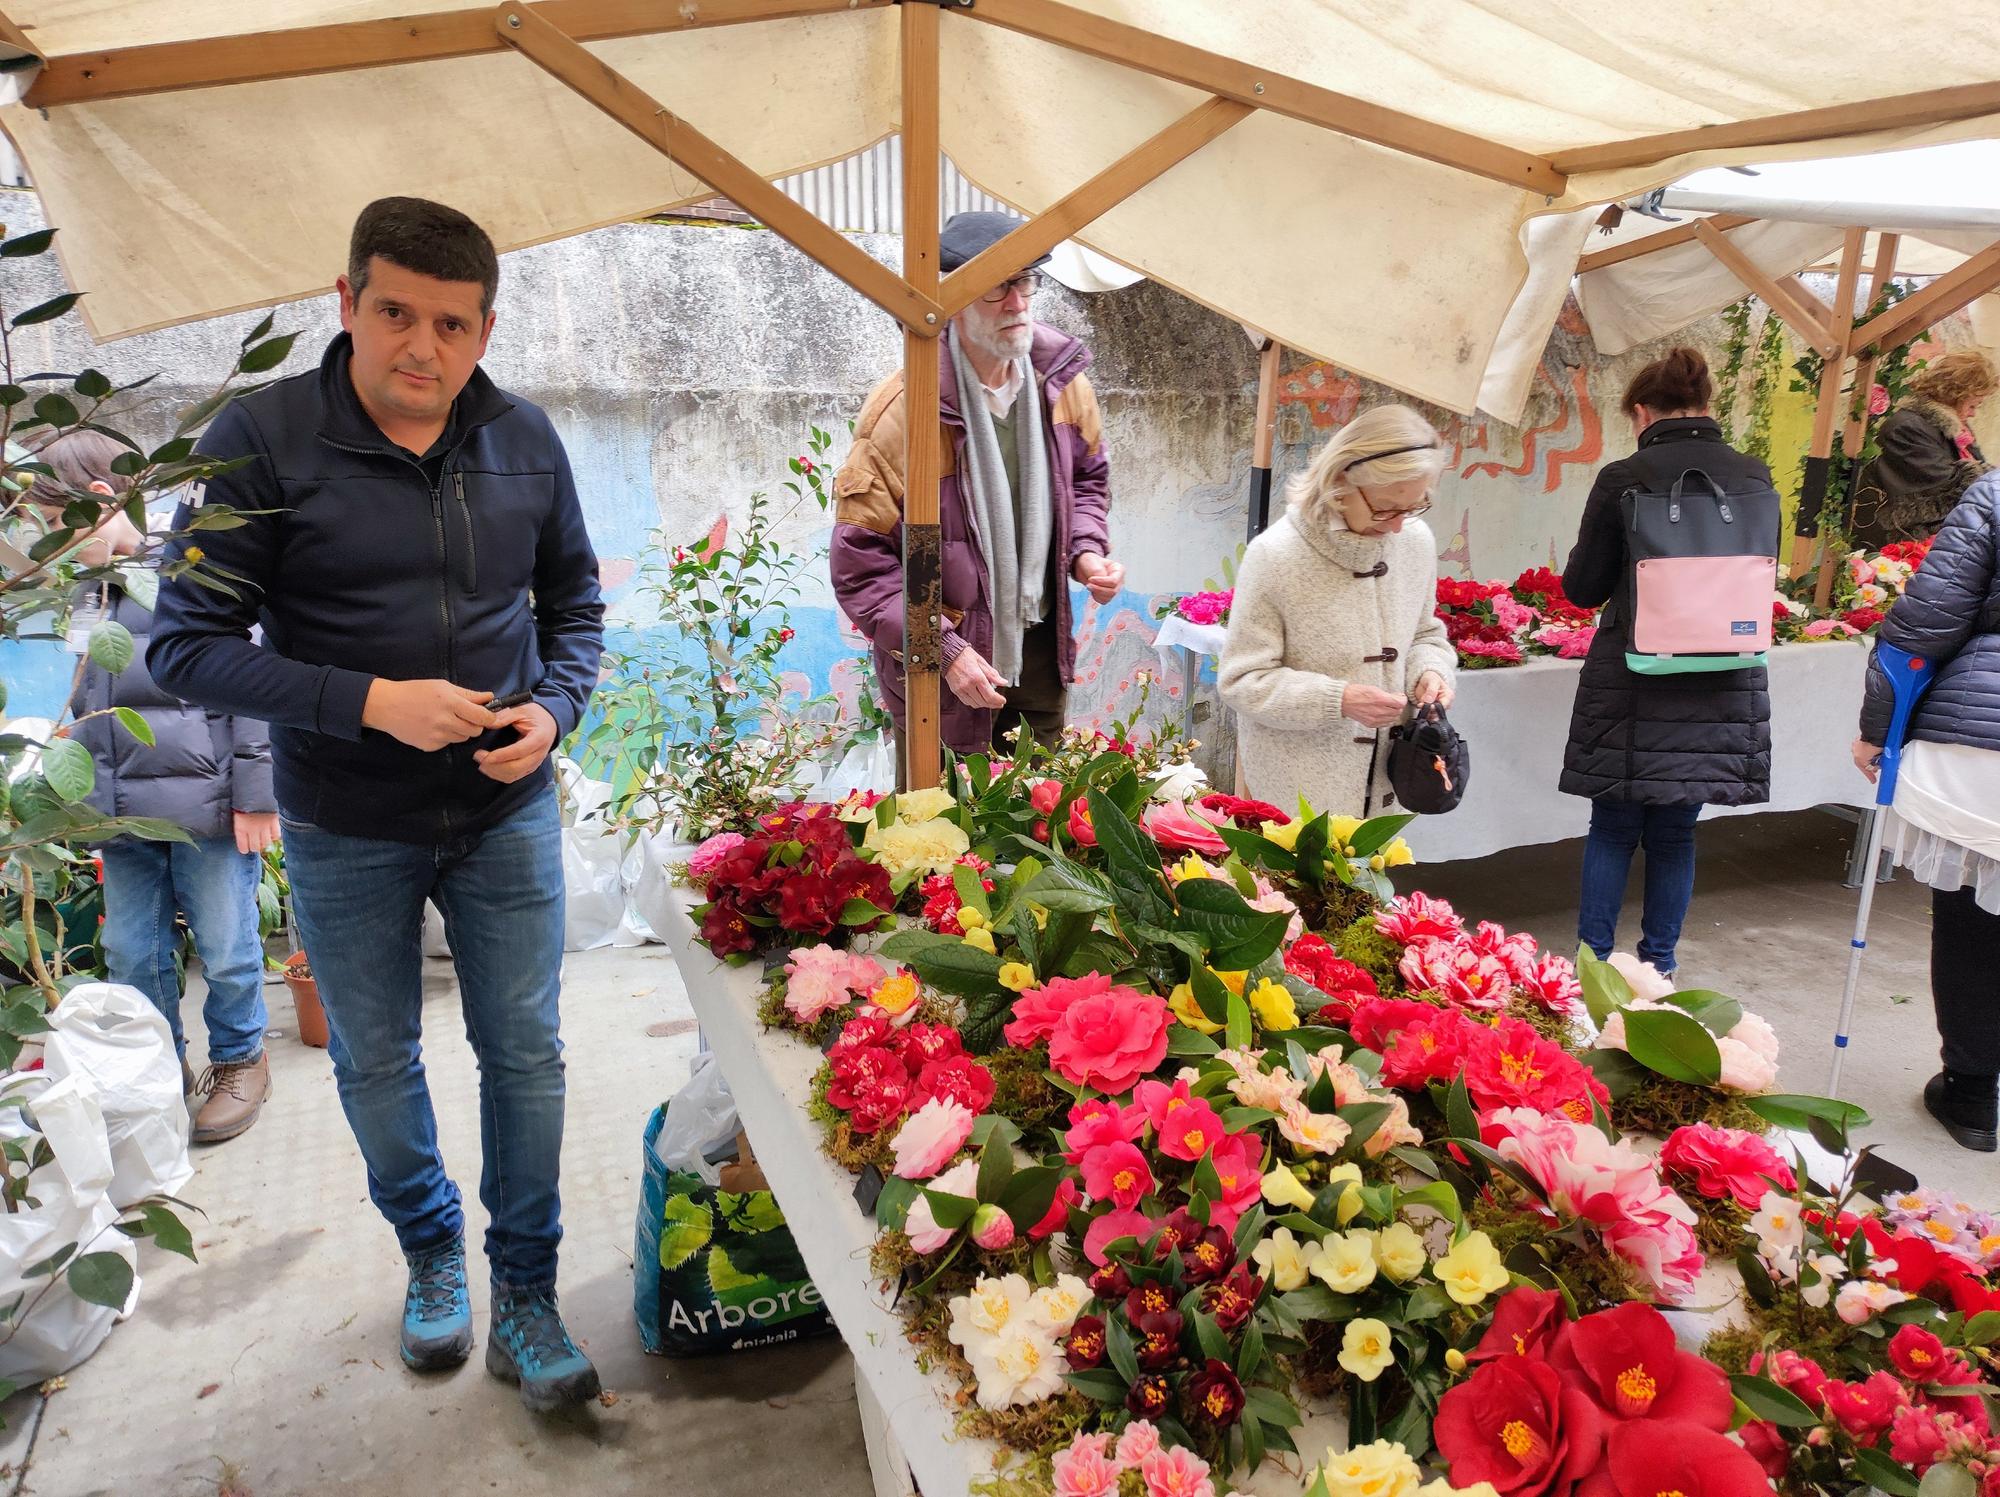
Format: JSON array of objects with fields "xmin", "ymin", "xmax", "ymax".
[{"xmin": 829, "ymin": 325, "xmax": 1111, "ymax": 751}]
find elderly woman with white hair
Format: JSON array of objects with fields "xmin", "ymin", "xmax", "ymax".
[{"xmin": 1218, "ymin": 404, "xmax": 1456, "ymax": 816}]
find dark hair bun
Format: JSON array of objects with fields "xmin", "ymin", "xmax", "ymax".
[{"xmin": 1623, "ymin": 345, "xmax": 1713, "ymax": 415}]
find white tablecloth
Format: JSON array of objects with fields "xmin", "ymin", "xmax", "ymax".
[{"xmin": 1404, "ymin": 641, "xmax": 1875, "ymax": 863}]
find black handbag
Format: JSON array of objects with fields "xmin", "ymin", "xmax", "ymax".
[{"xmin": 1386, "ymin": 703, "xmax": 1469, "ymax": 815}]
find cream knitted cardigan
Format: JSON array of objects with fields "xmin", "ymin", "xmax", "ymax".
[{"xmin": 1218, "ymin": 509, "xmax": 1457, "ymax": 817}]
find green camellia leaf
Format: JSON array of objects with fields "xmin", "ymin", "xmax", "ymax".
[
  {"xmin": 1852, "ymin": 1445, "xmax": 1921, "ymax": 1497},
  {"xmin": 87, "ymin": 618, "xmax": 135, "ymax": 674},
  {"xmin": 66, "ymin": 1251, "xmax": 134, "ymax": 1310},
  {"xmin": 72, "ymin": 368, "xmax": 112, "ymax": 400},
  {"xmin": 33, "ymin": 392, "xmax": 79, "ymax": 429},
  {"xmin": 1579, "ymin": 1046, "xmax": 1650, "ymax": 1101},
  {"xmin": 39, "ymin": 738, "xmax": 94, "ymax": 803},
  {"xmin": 1728, "ymin": 1372, "xmax": 1820, "ymax": 1427},
  {"xmin": 1663, "ymin": 988, "xmax": 1744, "ymax": 1038},
  {"xmin": 1175, "ymin": 877, "xmax": 1291, "ymax": 971},
  {"xmin": 918, "ymin": 1186, "xmax": 977, "ymax": 1231},
  {"xmin": 1917, "ymin": 1463, "xmax": 1978, "ymax": 1497},
  {"xmin": 1743, "ymin": 1093, "xmax": 1871, "ymax": 1139},
  {"xmin": 1620, "ymin": 1007, "xmax": 1722, "ymax": 1086},
  {"xmin": 1574, "ymin": 945, "xmax": 1631, "ymax": 1026}
]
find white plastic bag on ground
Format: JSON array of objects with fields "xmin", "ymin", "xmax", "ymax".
[
  {"xmin": 815, "ymin": 734, "xmax": 897, "ymax": 801},
  {"xmin": 652, "ymin": 1051, "xmax": 740, "ymax": 1187},
  {"xmin": 42, "ymin": 982, "xmax": 192, "ymax": 1206},
  {"xmin": 0, "ymin": 1072, "xmax": 139, "ymax": 1381},
  {"xmin": 421, "ymin": 900, "xmax": 451, "ymax": 958},
  {"xmin": 558, "ymin": 758, "xmax": 652, "ymax": 951}
]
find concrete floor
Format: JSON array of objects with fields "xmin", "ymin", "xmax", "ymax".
[{"xmin": 0, "ymin": 808, "xmax": 1982, "ymax": 1496}]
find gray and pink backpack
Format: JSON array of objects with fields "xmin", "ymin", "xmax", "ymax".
[{"xmin": 1621, "ymin": 468, "xmax": 1782, "ymax": 674}]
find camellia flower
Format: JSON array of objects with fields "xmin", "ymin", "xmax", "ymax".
[
  {"xmin": 1435, "ymin": 1354, "xmax": 1606, "ymax": 1496},
  {"xmin": 865, "ymin": 969, "xmax": 923, "ymax": 1022},
  {"xmin": 1139, "ymin": 1445, "xmax": 1216, "ymax": 1497},
  {"xmin": 784, "ymin": 944, "xmax": 888, "ymax": 1024},
  {"xmin": 1261, "ymin": 1164, "xmax": 1316, "ymax": 1212},
  {"xmin": 1081, "ymin": 1141, "xmax": 1155, "ymax": 1209},
  {"xmin": 1251, "ymin": 1227, "xmax": 1321, "ymax": 1292},
  {"xmin": 687, "ymin": 830, "xmax": 747, "ymax": 879},
  {"xmin": 890, "ymin": 1096, "xmax": 976, "ymax": 1180},
  {"xmin": 1584, "ymin": 1421, "xmax": 1780, "ymax": 1497},
  {"xmin": 1374, "ymin": 891, "xmax": 1464, "ymax": 945},
  {"xmin": 905, "ymin": 1157, "xmax": 979, "ymax": 1253},
  {"xmin": 1549, "ymin": 1301, "xmax": 1732, "ymax": 1428},
  {"xmin": 1278, "ymin": 1102, "xmax": 1352, "ymax": 1156},
  {"xmin": 966, "ymin": 1319, "xmax": 1066, "ymax": 1410},
  {"xmin": 1319, "ymin": 1439, "xmax": 1423, "ymax": 1497},
  {"xmin": 1048, "ymin": 986, "xmax": 1170, "ymax": 1093},
  {"xmin": 864, "ymin": 814, "xmax": 972, "ymax": 879},
  {"xmin": 1260, "ymin": 817, "xmax": 1302, "ymax": 851},
  {"xmin": 1749, "ymin": 1349, "xmax": 1831, "ymax": 1414},
  {"xmin": 1116, "ymin": 1420, "xmax": 1163, "ymax": 1469},
  {"xmin": 1247, "ymin": 977, "xmax": 1299, "ymax": 1031},
  {"xmin": 997, "ymin": 961, "xmax": 1035, "ymax": 992},
  {"xmin": 1822, "ymin": 1371, "xmax": 1904, "ymax": 1442},
  {"xmin": 1313, "ymin": 1230, "xmax": 1381, "ymax": 1295},
  {"xmin": 1201, "ymin": 1265, "xmax": 1263, "ymax": 1332},
  {"xmin": 1658, "ymin": 1123, "xmax": 1796, "ymax": 1210},
  {"xmin": 1050, "ymin": 1430, "xmax": 1121, "ymax": 1497},
  {"xmin": 1140, "ymin": 800, "xmax": 1230, "ymax": 855},
  {"xmin": 948, "ymin": 1273, "xmax": 1029, "ymax": 1343},
  {"xmin": 1185, "ymin": 1358, "xmax": 1247, "ymax": 1426},
  {"xmin": 1206, "ymin": 1131, "xmax": 1265, "ymax": 1228},
  {"xmin": 1836, "ymin": 1278, "xmax": 1908, "ymax": 1325},
  {"xmin": 1467, "ymin": 1286, "xmax": 1564, "ymax": 1364},
  {"xmin": 1082, "ymin": 1207, "xmax": 1156, "ymax": 1267},
  {"xmin": 971, "ymin": 1203, "xmax": 1017, "ymax": 1251},
  {"xmin": 1888, "ymin": 1324, "xmax": 1948, "ymax": 1382},
  {"xmin": 1749, "ymin": 1189, "xmax": 1806, "ymax": 1268},
  {"xmin": 1606, "ymin": 952, "xmax": 1675, "ymax": 1002},
  {"xmin": 1400, "ymin": 937, "xmax": 1512, "ymax": 1012},
  {"xmin": 1433, "ymin": 1230, "xmax": 1509, "ymax": 1306},
  {"xmin": 1155, "ymin": 1096, "xmax": 1229, "ymax": 1163},
  {"xmin": 1888, "ymin": 1402, "xmax": 1951, "ymax": 1475},
  {"xmin": 1339, "ymin": 1319, "xmax": 1397, "ymax": 1382},
  {"xmin": 1374, "ymin": 1221, "xmax": 1429, "ymax": 1282},
  {"xmin": 1064, "ymin": 1096, "xmax": 1144, "ymax": 1162}
]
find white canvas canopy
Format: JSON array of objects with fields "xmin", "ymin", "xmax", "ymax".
[
  {"xmin": 6, "ymin": 0, "xmax": 2000, "ymax": 776},
  {"xmin": 6, "ymin": 1, "xmax": 2000, "ymax": 418}
]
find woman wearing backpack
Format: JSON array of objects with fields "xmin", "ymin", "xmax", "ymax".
[
  {"xmin": 1851, "ymin": 473, "xmax": 2000, "ymax": 1153},
  {"xmin": 1559, "ymin": 347, "xmax": 1774, "ymax": 978}
]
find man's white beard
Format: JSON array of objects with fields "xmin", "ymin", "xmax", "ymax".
[{"xmin": 962, "ymin": 316, "xmax": 1032, "ymax": 363}]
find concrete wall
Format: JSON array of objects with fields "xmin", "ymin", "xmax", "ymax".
[{"xmin": 2, "ymin": 186, "xmax": 1991, "ymax": 775}]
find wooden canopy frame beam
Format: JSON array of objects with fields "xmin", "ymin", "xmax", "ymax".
[
  {"xmin": 1691, "ymin": 218, "xmax": 1841, "ymax": 357},
  {"xmin": 1848, "ymin": 240, "xmax": 2000, "ymax": 354},
  {"xmin": 1574, "ymin": 212, "xmax": 1756, "ymax": 275}
]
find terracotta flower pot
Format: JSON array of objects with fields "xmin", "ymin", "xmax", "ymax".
[{"xmin": 283, "ymin": 951, "xmax": 330, "ymax": 1049}]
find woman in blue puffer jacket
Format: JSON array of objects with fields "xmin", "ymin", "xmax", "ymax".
[{"xmin": 1853, "ymin": 472, "xmax": 2000, "ymax": 1152}]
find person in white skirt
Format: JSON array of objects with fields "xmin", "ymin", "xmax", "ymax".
[
  {"xmin": 1853, "ymin": 472, "xmax": 2000, "ymax": 1154},
  {"xmin": 1219, "ymin": 405, "xmax": 1457, "ymax": 816}
]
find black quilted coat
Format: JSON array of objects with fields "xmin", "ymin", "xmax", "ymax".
[
  {"xmin": 1859, "ymin": 473, "xmax": 2000, "ymax": 752},
  {"xmin": 1558, "ymin": 417, "xmax": 1773, "ymax": 806}
]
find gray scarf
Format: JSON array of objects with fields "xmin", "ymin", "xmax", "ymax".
[{"xmin": 949, "ymin": 325, "xmax": 1053, "ymax": 687}]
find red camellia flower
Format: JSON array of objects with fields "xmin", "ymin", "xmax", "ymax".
[
  {"xmin": 1047, "ymin": 986, "xmax": 1170, "ymax": 1094},
  {"xmin": 1435, "ymin": 1354, "xmax": 1606, "ymax": 1496},
  {"xmin": 1029, "ymin": 780, "xmax": 1063, "ymax": 816},
  {"xmin": 1889, "ymin": 1324, "xmax": 1948, "ymax": 1382},
  {"xmin": 1468, "ymin": 1286, "xmax": 1565, "ymax": 1365},
  {"xmin": 1199, "ymin": 792, "xmax": 1288, "ymax": 828},
  {"xmin": 1283, "ymin": 933, "xmax": 1381, "ymax": 1022},
  {"xmin": 1550, "ymin": 1302, "xmax": 1732, "ymax": 1429},
  {"xmin": 1155, "ymin": 1097, "xmax": 1228, "ymax": 1163},
  {"xmin": 1349, "ymin": 996, "xmax": 1450, "ymax": 1052},
  {"xmin": 1862, "ymin": 1218, "xmax": 1946, "ymax": 1295},
  {"xmin": 1888, "ymin": 1402, "xmax": 1950, "ymax": 1474},
  {"xmin": 699, "ymin": 900, "xmax": 757, "ymax": 956},
  {"xmin": 1749, "ymin": 1349, "xmax": 1830, "ymax": 1414},
  {"xmin": 1088, "ymin": 1262, "xmax": 1132, "ymax": 1300},
  {"xmin": 1029, "ymin": 1177, "xmax": 1081, "ymax": 1242},
  {"xmin": 1657, "ymin": 1123, "xmax": 1798, "ymax": 1212},
  {"xmin": 1576, "ymin": 1421, "xmax": 1778, "ymax": 1497},
  {"xmin": 1067, "ymin": 797, "xmax": 1098, "ymax": 846},
  {"xmin": 1185, "ymin": 1358, "xmax": 1246, "ymax": 1427},
  {"xmin": 1464, "ymin": 1018, "xmax": 1611, "ymax": 1121},
  {"xmin": 1064, "ymin": 1314, "xmax": 1107, "ymax": 1370},
  {"xmin": 897, "ymin": 1023, "xmax": 964, "ymax": 1072},
  {"xmin": 1064, "ymin": 1096, "xmax": 1145, "ymax": 1164},
  {"xmin": 915, "ymin": 1055, "xmax": 995, "ymax": 1114},
  {"xmin": 1842, "ymin": 606, "xmax": 1886, "ymax": 632},
  {"xmin": 1822, "ymin": 1372, "xmax": 1905, "ymax": 1444},
  {"xmin": 1201, "ymin": 1266, "xmax": 1263, "ymax": 1332},
  {"xmin": 1736, "ymin": 1419, "xmax": 1790, "ymax": 1480},
  {"xmin": 1378, "ymin": 1008, "xmax": 1479, "ymax": 1091},
  {"xmin": 1921, "ymin": 1347, "xmax": 1991, "ymax": 1438},
  {"xmin": 1180, "ymin": 1225, "xmax": 1237, "ymax": 1286}
]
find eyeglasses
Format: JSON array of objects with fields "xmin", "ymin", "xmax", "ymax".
[
  {"xmin": 980, "ymin": 272, "xmax": 1044, "ymax": 304},
  {"xmin": 1354, "ymin": 488, "xmax": 1433, "ymax": 523}
]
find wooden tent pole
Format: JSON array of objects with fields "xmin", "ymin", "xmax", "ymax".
[
  {"xmin": 1792, "ymin": 227, "xmax": 1865, "ymax": 581},
  {"xmin": 1815, "ymin": 233, "xmax": 1903, "ymax": 606},
  {"xmin": 1692, "ymin": 219, "xmax": 1840, "ymax": 358},
  {"xmin": 1849, "ymin": 240, "xmax": 2000, "ymax": 354},
  {"xmin": 1247, "ymin": 340, "xmax": 1282, "ymax": 540},
  {"xmin": 900, "ymin": 0, "xmax": 944, "ymax": 791}
]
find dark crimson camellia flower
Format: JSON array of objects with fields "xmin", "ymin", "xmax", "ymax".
[
  {"xmin": 1179, "ymin": 1225, "xmax": 1237, "ymax": 1286},
  {"xmin": 1549, "ymin": 1301, "xmax": 1732, "ymax": 1428},
  {"xmin": 1576, "ymin": 1419, "xmax": 1775, "ymax": 1497},
  {"xmin": 1467, "ymin": 1286, "xmax": 1565, "ymax": 1365},
  {"xmin": 699, "ymin": 901, "xmax": 757, "ymax": 956},
  {"xmin": 1151, "ymin": 1208, "xmax": 1201, "ymax": 1263},
  {"xmin": 1133, "ymin": 1309, "xmax": 1186, "ymax": 1370},
  {"xmin": 1201, "ymin": 1267, "xmax": 1262, "ymax": 1333},
  {"xmin": 1064, "ymin": 1315, "xmax": 1107, "ymax": 1371},
  {"xmin": 1435, "ymin": 1354, "xmax": 1606, "ymax": 1496},
  {"xmin": 896, "ymin": 1024, "xmax": 964, "ymax": 1071},
  {"xmin": 1185, "ymin": 1358, "xmax": 1246, "ymax": 1427},
  {"xmin": 1089, "ymin": 1262, "xmax": 1133, "ymax": 1301},
  {"xmin": 1125, "ymin": 1373, "xmax": 1173, "ymax": 1420},
  {"xmin": 1125, "ymin": 1281, "xmax": 1174, "ymax": 1322}
]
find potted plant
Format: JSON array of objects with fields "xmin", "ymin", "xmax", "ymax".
[{"xmin": 281, "ymin": 952, "xmax": 328, "ymax": 1049}]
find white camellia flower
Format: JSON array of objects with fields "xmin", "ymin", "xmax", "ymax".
[
  {"xmin": 1028, "ymin": 1275, "xmax": 1092, "ymax": 1337},
  {"xmin": 966, "ymin": 1322, "xmax": 1067, "ymax": 1409}
]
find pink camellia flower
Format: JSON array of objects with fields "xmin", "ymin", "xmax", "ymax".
[
  {"xmin": 890, "ymin": 1096, "xmax": 977, "ymax": 1181},
  {"xmin": 1176, "ymin": 590, "xmax": 1233, "ymax": 627},
  {"xmin": 1889, "ymin": 1402, "xmax": 1950, "ymax": 1473},
  {"xmin": 1140, "ymin": 801, "xmax": 1230, "ymax": 855},
  {"xmin": 1048, "ymin": 987, "xmax": 1171, "ymax": 1094},
  {"xmin": 1081, "ymin": 1141, "xmax": 1155, "ymax": 1209},
  {"xmin": 1006, "ymin": 971, "xmax": 1114, "ymax": 1048},
  {"xmin": 1029, "ymin": 779, "xmax": 1063, "ymax": 816},
  {"xmin": 1399, "ymin": 936, "xmax": 1513, "ymax": 1012},
  {"xmin": 1869, "ymin": 383, "xmax": 1891, "ymax": 416},
  {"xmin": 1493, "ymin": 592, "xmax": 1538, "ymax": 633},
  {"xmin": 1466, "ymin": 919, "xmax": 1540, "ymax": 985},
  {"xmin": 1064, "ymin": 1096, "xmax": 1145, "ymax": 1163},
  {"xmin": 1207, "ymin": 1131, "xmax": 1265, "ymax": 1226},
  {"xmin": 1115, "ymin": 1420, "xmax": 1162, "ymax": 1469},
  {"xmin": 1083, "ymin": 1207, "xmax": 1157, "ymax": 1267},
  {"xmin": 1460, "ymin": 637, "xmax": 1525, "ymax": 664},
  {"xmin": 783, "ymin": 944, "xmax": 888, "ymax": 1024},
  {"xmin": 1607, "ymin": 952, "xmax": 1675, "ymax": 1002},
  {"xmin": 1052, "ymin": 1431, "xmax": 1123, "ymax": 1497},
  {"xmin": 1140, "ymin": 1445, "xmax": 1216, "ymax": 1497},
  {"xmin": 1659, "ymin": 1123, "xmax": 1797, "ymax": 1210},
  {"xmin": 688, "ymin": 830, "xmax": 747, "ymax": 880},
  {"xmin": 970, "ymin": 1203, "xmax": 1017, "ymax": 1252},
  {"xmin": 905, "ymin": 1158, "xmax": 979, "ymax": 1253},
  {"xmin": 1373, "ymin": 892, "xmax": 1463, "ymax": 946},
  {"xmin": 1154, "ymin": 1097, "xmax": 1228, "ymax": 1163},
  {"xmin": 1133, "ymin": 1076, "xmax": 1201, "ymax": 1135},
  {"xmin": 1518, "ymin": 951, "xmax": 1583, "ymax": 1014}
]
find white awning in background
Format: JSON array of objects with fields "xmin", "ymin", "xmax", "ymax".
[{"xmin": 3, "ymin": 1, "xmax": 1999, "ymax": 423}]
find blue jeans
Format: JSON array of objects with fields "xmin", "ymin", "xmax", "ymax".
[
  {"xmin": 100, "ymin": 836, "xmax": 268, "ymax": 1064},
  {"xmin": 1577, "ymin": 800, "xmax": 1702, "ymax": 974},
  {"xmin": 282, "ymin": 793, "xmax": 568, "ymax": 1291}
]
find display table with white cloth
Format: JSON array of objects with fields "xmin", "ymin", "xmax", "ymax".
[{"xmin": 1404, "ymin": 640, "xmax": 1874, "ymax": 863}]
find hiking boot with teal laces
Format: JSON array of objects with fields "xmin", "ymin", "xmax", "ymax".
[
  {"xmin": 486, "ymin": 1288, "xmax": 601, "ymax": 1412},
  {"xmin": 401, "ymin": 1240, "xmax": 474, "ymax": 1371}
]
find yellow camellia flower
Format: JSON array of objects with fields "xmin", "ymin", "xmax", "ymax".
[
  {"xmin": 1216, "ymin": 969, "xmax": 1248, "ymax": 996},
  {"xmin": 961, "ymin": 926, "xmax": 996, "ymax": 955},
  {"xmin": 1261, "ymin": 818, "xmax": 1302, "ymax": 851},
  {"xmin": 1416, "ymin": 1482, "xmax": 1498, "ymax": 1497},
  {"xmin": 1382, "ymin": 838, "xmax": 1415, "ymax": 867},
  {"xmin": 1250, "ymin": 1227, "xmax": 1322, "ymax": 1293},
  {"xmin": 1260, "ymin": 1165, "xmax": 1316, "ymax": 1212},
  {"xmin": 1170, "ymin": 853, "xmax": 1214, "ymax": 884},
  {"xmin": 957, "ymin": 905, "xmax": 988, "ymax": 931},
  {"xmin": 1168, "ymin": 984, "xmax": 1223, "ymax": 1036},
  {"xmin": 1338, "ymin": 1318, "xmax": 1396, "ymax": 1383},
  {"xmin": 1373, "ymin": 1221, "xmax": 1428, "ymax": 1283},
  {"xmin": 870, "ymin": 971, "xmax": 921, "ymax": 1016},
  {"xmin": 895, "ymin": 787, "xmax": 958, "ymax": 824},
  {"xmin": 1310, "ymin": 1229, "xmax": 1379, "ymax": 1295},
  {"xmin": 1324, "ymin": 1162, "xmax": 1365, "ymax": 1226},
  {"xmin": 1318, "ymin": 1438, "xmax": 1423, "ymax": 1497},
  {"xmin": 1328, "ymin": 816, "xmax": 1364, "ymax": 859},
  {"xmin": 997, "ymin": 962, "xmax": 1035, "ymax": 993},
  {"xmin": 1247, "ymin": 978, "xmax": 1298, "ymax": 1032},
  {"xmin": 1433, "ymin": 1230, "xmax": 1510, "ymax": 1307}
]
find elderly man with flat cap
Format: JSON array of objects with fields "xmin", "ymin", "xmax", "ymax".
[{"xmin": 832, "ymin": 211, "xmax": 1121, "ymax": 766}]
